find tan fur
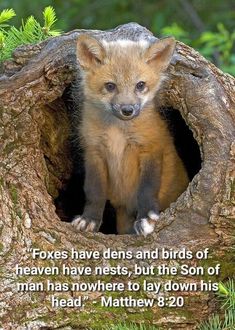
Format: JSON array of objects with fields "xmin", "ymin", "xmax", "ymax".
[
  {"xmin": 81, "ymin": 104, "xmax": 188, "ymax": 211},
  {"xmin": 76, "ymin": 35, "xmax": 189, "ymax": 234}
]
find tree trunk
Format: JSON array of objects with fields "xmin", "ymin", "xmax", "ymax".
[{"xmin": 0, "ymin": 23, "xmax": 234, "ymax": 329}]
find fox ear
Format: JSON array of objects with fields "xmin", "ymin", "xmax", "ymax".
[
  {"xmin": 77, "ymin": 34, "xmax": 105, "ymax": 70},
  {"xmin": 144, "ymin": 37, "xmax": 176, "ymax": 71}
]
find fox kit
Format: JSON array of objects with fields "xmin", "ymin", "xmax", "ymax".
[{"xmin": 72, "ymin": 34, "xmax": 189, "ymax": 235}]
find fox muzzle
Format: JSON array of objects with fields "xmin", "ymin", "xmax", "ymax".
[{"xmin": 111, "ymin": 103, "xmax": 140, "ymax": 121}]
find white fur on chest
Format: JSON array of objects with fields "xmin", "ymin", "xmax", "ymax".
[
  {"xmin": 102, "ymin": 125, "xmax": 140, "ymax": 205},
  {"xmin": 105, "ymin": 126, "xmax": 126, "ymax": 172},
  {"xmin": 105, "ymin": 127, "xmax": 127, "ymax": 161},
  {"xmin": 104, "ymin": 126, "xmax": 132, "ymax": 203}
]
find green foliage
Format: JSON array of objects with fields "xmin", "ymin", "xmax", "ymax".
[
  {"xmin": 217, "ymin": 279, "xmax": 235, "ymax": 310},
  {"xmin": 161, "ymin": 23, "xmax": 191, "ymax": 45},
  {"xmin": 197, "ymin": 23, "xmax": 235, "ymax": 75},
  {"xmin": 42, "ymin": 6, "xmax": 61, "ymax": 37},
  {"xmin": 198, "ymin": 314, "xmax": 222, "ymax": 330},
  {"xmin": 198, "ymin": 311, "xmax": 235, "ymax": 330},
  {"xmin": 222, "ymin": 310, "xmax": 235, "ymax": 329},
  {"xmin": 0, "ymin": 1, "xmax": 234, "ymax": 75},
  {"xmin": 0, "ymin": 8, "xmax": 16, "ymax": 27},
  {"xmin": 198, "ymin": 279, "xmax": 235, "ymax": 330},
  {"xmin": 107, "ymin": 280, "xmax": 235, "ymax": 330},
  {"xmin": 161, "ymin": 23, "xmax": 235, "ymax": 76},
  {"xmin": 0, "ymin": 31, "xmax": 5, "ymax": 49},
  {"xmin": 0, "ymin": 6, "xmax": 61, "ymax": 61},
  {"xmin": 106, "ymin": 324, "xmax": 159, "ymax": 330},
  {"xmin": 0, "ymin": 8, "xmax": 16, "ymax": 53}
]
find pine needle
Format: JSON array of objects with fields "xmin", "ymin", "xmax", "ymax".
[
  {"xmin": 222, "ymin": 309, "xmax": 235, "ymax": 328},
  {"xmin": 217, "ymin": 279, "xmax": 235, "ymax": 310},
  {"xmin": 0, "ymin": 6, "xmax": 62, "ymax": 61},
  {"xmin": 0, "ymin": 31, "xmax": 5, "ymax": 49},
  {"xmin": 22, "ymin": 16, "xmax": 44, "ymax": 43},
  {"xmin": 42, "ymin": 6, "xmax": 62, "ymax": 37},
  {"xmin": 46, "ymin": 29, "xmax": 62, "ymax": 37},
  {"xmin": 43, "ymin": 6, "xmax": 57, "ymax": 29},
  {"xmin": 198, "ymin": 314, "xmax": 222, "ymax": 330},
  {"xmin": 0, "ymin": 9, "xmax": 16, "ymax": 25}
]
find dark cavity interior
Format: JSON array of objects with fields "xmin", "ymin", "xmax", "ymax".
[
  {"xmin": 159, "ymin": 107, "xmax": 201, "ymax": 181},
  {"xmin": 54, "ymin": 90, "xmax": 201, "ymax": 235}
]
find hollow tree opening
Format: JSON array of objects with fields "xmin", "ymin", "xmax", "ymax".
[
  {"xmin": 0, "ymin": 23, "xmax": 234, "ymax": 329},
  {"xmin": 52, "ymin": 86, "xmax": 202, "ymax": 235},
  {"xmin": 159, "ymin": 107, "xmax": 202, "ymax": 181}
]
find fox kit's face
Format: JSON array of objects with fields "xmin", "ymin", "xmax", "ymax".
[{"xmin": 77, "ymin": 35, "xmax": 175, "ymax": 121}]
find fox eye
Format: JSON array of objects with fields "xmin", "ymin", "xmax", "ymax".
[
  {"xmin": 136, "ymin": 81, "xmax": 146, "ymax": 92},
  {"xmin": 105, "ymin": 82, "xmax": 116, "ymax": 92}
]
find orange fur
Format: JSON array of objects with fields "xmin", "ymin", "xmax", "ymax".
[{"xmin": 75, "ymin": 35, "xmax": 189, "ymax": 234}]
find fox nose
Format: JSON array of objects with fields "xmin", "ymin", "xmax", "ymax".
[
  {"xmin": 120, "ymin": 104, "xmax": 135, "ymax": 117},
  {"xmin": 111, "ymin": 103, "xmax": 140, "ymax": 120}
]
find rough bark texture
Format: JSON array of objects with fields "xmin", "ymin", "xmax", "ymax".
[{"xmin": 0, "ymin": 23, "xmax": 234, "ymax": 329}]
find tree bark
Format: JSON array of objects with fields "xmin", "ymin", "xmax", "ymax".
[{"xmin": 0, "ymin": 23, "xmax": 234, "ymax": 329}]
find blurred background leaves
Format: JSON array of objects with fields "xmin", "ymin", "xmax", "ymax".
[{"xmin": 0, "ymin": 0, "xmax": 234, "ymax": 75}]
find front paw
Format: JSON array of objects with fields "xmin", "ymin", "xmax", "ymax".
[
  {"xmin": 134, "ymin": 211, "xmax": 159, "ymax": 236},
  {"xmin": 72, "ymin": 215, "xmax": 100, "ymax": 232}
]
